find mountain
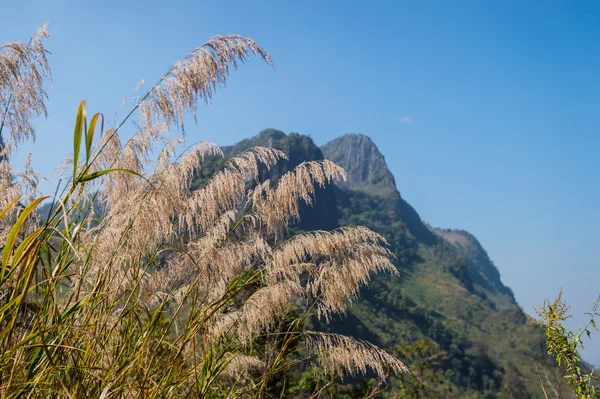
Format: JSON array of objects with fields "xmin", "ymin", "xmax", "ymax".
[
  {"xmin": 432, "ymin": 228, "xmax": 516, "ymax": 301},
  {"xmin": 322, "ymin": 134, "xmax": 438, "ymax": 247},
  {"xmin": 320, "ymin": 134, "xmax": 553, "ymax": 397},
  {"xmin": 200, "ymin": 130, "xmax": 568, "ymax": 398},
  {"xmin": 321, "ymin": 134, "xmax": 398, "ymax": 197}
]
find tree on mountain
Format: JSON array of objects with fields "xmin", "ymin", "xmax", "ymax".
[{"xmin": 393, "ymin": 339, "xmax": 450, "ymax": 398}]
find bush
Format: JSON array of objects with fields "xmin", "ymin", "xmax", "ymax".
[{"xmin": 534, "ymin": 290, "xmax": 600, "ymax": 398}]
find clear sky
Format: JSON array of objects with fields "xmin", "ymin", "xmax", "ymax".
[{"xmin": 2, "ymin": 0, "xmax": 600, "ymax": 362}]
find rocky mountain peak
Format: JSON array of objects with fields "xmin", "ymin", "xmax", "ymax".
[{"xmin": 320, "ymin": 133, "xmax": 397, "ymax": 197}]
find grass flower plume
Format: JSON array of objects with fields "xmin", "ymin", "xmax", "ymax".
[{"xmin": 0, "ymin": 26, "xmax": 405, "ymax": 398}]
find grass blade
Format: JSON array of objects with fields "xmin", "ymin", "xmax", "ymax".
[
  {"xmin": 86, "ymin": 112, "xmax": 103, "ymax": 164},
  {"xmin": 1, "ymin": 196, "xmax": 48, "ymax": 281},
  {"xmin": 73, "ymin": 101, "xmax": 87, "ymax": 184}
]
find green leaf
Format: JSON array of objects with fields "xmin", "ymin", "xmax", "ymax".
[
  {"xmin": 59, "ymin": 298, "xmax": 86, "ymax": 322},
  {"xmin": 1, "ymin": 196, "xmax": 48, "ymax": 280},
  {"xmin": 77, "ymin": 168, "xmax": 144, "ymax": 183},
  {"xmin": 73, "ymin": 101, "xmax": 87, "ymax": 185},
  {"xmin": 86, "ymin": 112, "xmax": 103, "ymax": 164},
  {"xmin": 11, "ymin": 228, "xmax": 42, "ymax": 267}
]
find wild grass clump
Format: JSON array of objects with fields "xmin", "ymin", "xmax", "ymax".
[{"xmin": 0, "ymin": 25, "xmax": 406, "ymax": 397}]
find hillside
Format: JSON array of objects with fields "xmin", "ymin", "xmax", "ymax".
[
  {"xmin": 321, "ymin": 133, "xmax": 555, "ymax": 398},
  {"xmin": 196, "ymin": 129, "xmax": 568, "ymax": 398}
]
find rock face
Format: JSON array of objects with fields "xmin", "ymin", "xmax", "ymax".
[
  {"xmin": 321, "ymin": 134, "xmax": 398, "ymax": 197},
  {"xmin": 322, "ymin": 133, "xmax": 437, "ymax": 245}
]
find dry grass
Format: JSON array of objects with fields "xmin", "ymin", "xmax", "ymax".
[{"xmin": 0, "ymin": 25, "xmax": 406, "ymax": 398}]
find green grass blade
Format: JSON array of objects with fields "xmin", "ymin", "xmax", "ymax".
[
  {"xmin": 73, "ymin": 101, "xmax": 87, "ymax": 185},
  {"xmin": 86, "ymin": 112, "xmax": 103, "ymax": 164},
  {"xmin": 1, "ymin": 196, "xmax": 48, "ymax": 281},
  {"xmin": 78, "ymin": 168, "xmax": 146, "ymax": 183}
]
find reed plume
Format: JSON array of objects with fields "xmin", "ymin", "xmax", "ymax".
[
  {"xmin": 0, "ymin": 23, "xmax": 50, "ymax": 148},
  {"xmin": 0, "ymin": 26, "xmax": 406, "ymax": 398},
  {"xmin": 0, "ymin": 23, "xmax": 49, "ymax": 241},
  {"xmin": 139, "ymin": 35, "xmax": 272, "ymax": 133},
  {"xmin": 307, "ymin": 331, "xmax": 409, "ymax": 380}
]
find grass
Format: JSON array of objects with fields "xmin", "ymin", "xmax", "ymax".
[{"xmin": 0, "ymin": 27, "xmax": 406, "ymax": 398}]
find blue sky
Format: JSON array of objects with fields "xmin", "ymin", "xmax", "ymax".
[{"xmin": 2, "ymin": 1, "xmax": 600, "ymax": 362}]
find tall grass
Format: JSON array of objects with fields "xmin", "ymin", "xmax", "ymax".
[{"xmin": 0, "ymin": 25, "xmax": 406, "ymax": 397}]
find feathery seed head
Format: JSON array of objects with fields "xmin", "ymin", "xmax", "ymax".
[
  {"xmin": 307, "ymin": 332, "xmax": 408, "ymax": 381},
  {"xmin": 0, "ymin": 23, "xmax": 51, "ymax": 151}
]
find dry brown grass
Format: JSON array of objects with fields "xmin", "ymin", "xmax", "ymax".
[{"xmin": 0, "ymin": 25, "xmax": 406, "ymax": 397}]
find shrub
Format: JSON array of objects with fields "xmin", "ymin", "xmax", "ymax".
[{"xmin": 534, "ymin": 290, "xmax": 600, "ymax": 398}]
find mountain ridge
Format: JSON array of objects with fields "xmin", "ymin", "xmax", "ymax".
[
  {"xmin": 322, "ymin": 133, "xmax": 438, "ymax": 247},
  {"xmin": 321, "ymin": 133, "xmax": 398, "ymax": 198},
  {"xmin": 200, "ymin": 129, "xmax": 565, "ymax": 398}
]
